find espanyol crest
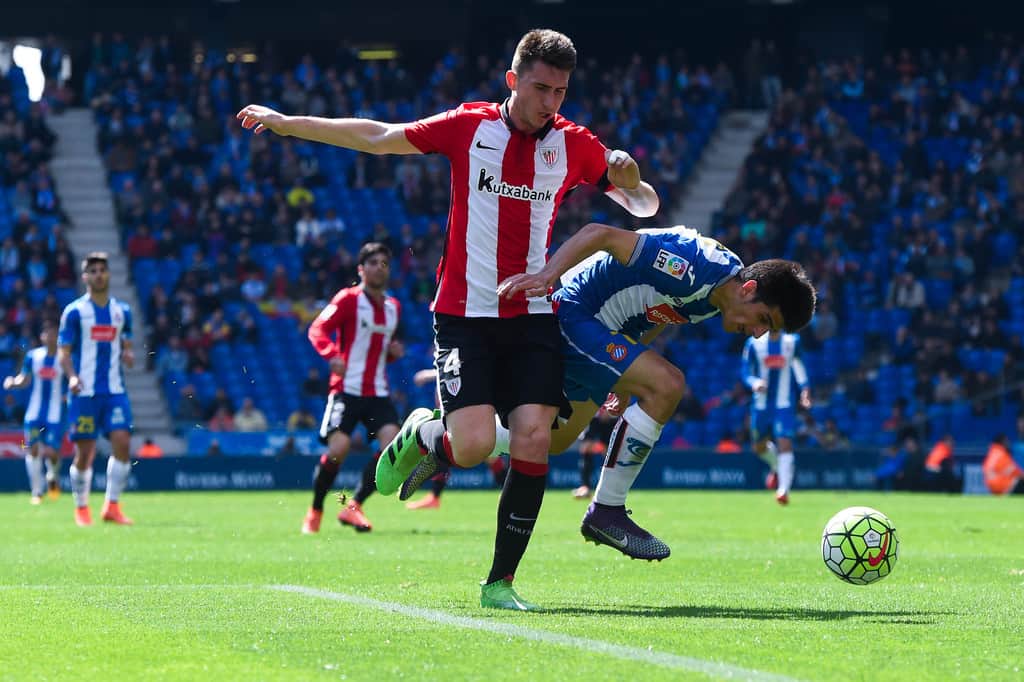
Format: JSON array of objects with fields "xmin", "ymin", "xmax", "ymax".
[{"xmin": 539, "ymin": 146, "xmax": 559, "ymax": 169}]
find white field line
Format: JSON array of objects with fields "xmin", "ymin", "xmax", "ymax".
[{"xmin": 270, "ymin": 584, "xmax": 803, "ymax": 682}]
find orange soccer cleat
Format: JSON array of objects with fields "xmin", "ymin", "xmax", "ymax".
[
  {"xmin": 74, "ymin": 506, "xmax": 93, "ymax": 527},
  {"xmin": 405, "ymin": 493, "xmax": 441, "ymax": 510},
  {"xmin": 337, "ymin": 501, "xmax": 372, "ymax": 532},
  {"xmin": 776, "ymin": 492, "xmax": 789, "ymax": 506},
  {"xmin": 765, "ymin": 472, "xmax": 778, "ymax": 490},
  {"xmin": 301, "ymin": 508, "xmax": 323, "ymax": 534},
  {"xmin": 47, "ymin": 481, "xmax": 60, "ymax": 500},
  {"xmin": 101, "ymin": 501, "xmax": 134, "ymax": 525}
]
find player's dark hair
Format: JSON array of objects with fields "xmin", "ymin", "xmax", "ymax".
[
  {"xmin": 357, "ymin": 242, "xmax": 392, "ymax": 266},
  {"xmin": 512, "ymin": 29, "xmax": 577, "ymax": 75},
  {"xmin": 81, "ymin": 251, "xmax": 109, "ymax": 272},
  {"xmin": 739, "ymin": 259, "xmax": 816, "ymax": 333}
]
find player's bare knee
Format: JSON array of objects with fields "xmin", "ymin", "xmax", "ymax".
[
  {"xmin": 662, "ymin": 365, "xmax": 687, "ymax": 402},
  {"xmin": 637, "ymin": 365, "xmax": 685, "ymax": 420},
  {"xmin": 509, "ymin": 424, "xmax": 551, "ymax": 462},
  {"xmin": 448, "ymin": 430, "xmax": 495, "ymax": 466}
]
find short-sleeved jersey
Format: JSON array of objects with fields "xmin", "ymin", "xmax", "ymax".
[
  {"xmin": 308, "ymin": 286, "xmax": 401, "ymax": 397},
  {"xmin": 554, "ymin": 227, "xmax": 743, "ymax": 339},
  {"xmin": 404, "ymin": 100, "xmax": 612, "ymax": 319},
  {"xmin": 742, "ymin": 333, "xmax": 809, "ymax": 411},
  {"xmin": 58, "ymin": 295, "xmax": 132, "ymax": 396},
  {"xmin": 20, "ymin": 346, "xmax": 66, "ymax": 424}
]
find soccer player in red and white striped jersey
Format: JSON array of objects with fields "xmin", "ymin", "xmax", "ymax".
[
  {"xmin": 238, "ymin": 29, "xmax": 659, "ymax": 610},
  {"xmin": 301, "ymin": 243, "xmax": 404, "ymax": 535}
]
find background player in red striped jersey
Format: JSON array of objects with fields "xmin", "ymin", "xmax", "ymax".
[
  {"xmin": 301, "ymin": 243, "xmax": 404, "ymax": 535},
  {"xmin": 238, "ymin": 29, "xmax": 659, "ymax": 611}
]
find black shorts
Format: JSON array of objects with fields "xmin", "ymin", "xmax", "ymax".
[
  {"xmin": 433, "ymin": 313, "xmax": 564, "ymax": 424},
  {"xmin": 319, "ymin": 393, "xmax": 400, "ymax": 444}
]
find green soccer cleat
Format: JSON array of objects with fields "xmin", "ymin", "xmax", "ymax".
[
  {"xmin": 480, "ymin": 578, "xmax": 543, "ymax": 612},
  {"xmin": 375, "ymin": 407, "xmax": 438, "ymax": 496}
]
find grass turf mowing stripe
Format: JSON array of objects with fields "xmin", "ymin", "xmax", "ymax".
[{"xmin": 270, "ymin": 584, "xmax": 803, "ymax": 682}]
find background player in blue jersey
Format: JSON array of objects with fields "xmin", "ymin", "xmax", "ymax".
[
  {"xmin": 58, "ymin": 252, "xmax": 135, "ymax": 527},
  {"xmin": 402, "ymin": 222, "xmax": 816, "ymax": 561},
  {"xmin": 742, "ymin": 331, "xmax": 811, "ymax": 505},
  {"xmin": 3, "ymin": 321, "xmax": 66, "ymax": 505}
]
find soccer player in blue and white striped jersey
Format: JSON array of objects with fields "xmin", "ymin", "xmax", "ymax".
[
  {"xmin": 3, "ymin": 321, "xmax": 66, "ymax": 504},
  {"xmin": 58, "ymin": 252, "xmax": 135, "ymax": 526},
  {"xmin": 741, "ymin": 330, "xmax": 811, "ymax": 504},
  {"xmin": 402, "ymin": 223, "xmax": 816, "ymax": 567}
]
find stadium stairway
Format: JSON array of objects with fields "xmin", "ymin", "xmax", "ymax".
[
  {"xmin": 49, "ymin": 108, "xmax": 184, "ymax": 454},
  {"xmin": 672, "ymin": 110, "xmax": 769, "ymax": 231}
]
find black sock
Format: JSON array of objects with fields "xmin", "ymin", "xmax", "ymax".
[
  {"xmin": 312, "ymin": 456, "xmax": 340, "ymax": 511},
  {"xmin": 486, "ymin": 459, "xmax": 548, "ymax": 584},
  {"xmin": 416, "ymin": 419, "xmax": 449, "ymax": 463},
  {"xmin": 431, "ymin": 474, "xmax": 446, "ymax": 497},
  {"xmin": 353, "ymin": 453, "xmax": 379, "ymax": 505},
  {"xmin": 580, "ymin": 453, "xmax": 595, "ymax": 487}
]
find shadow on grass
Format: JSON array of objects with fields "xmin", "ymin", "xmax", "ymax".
[{"xmin": 540, "ymin": 605, "xmax": 948, "ymax": 624}]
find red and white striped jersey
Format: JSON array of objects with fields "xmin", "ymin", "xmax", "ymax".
[
  {"xmin": 404, "ymin": 100, "xmax": 612, "ymax": 318},
  {"xmin": 308, "ymin": 286, "xmax": 401, "ymax": 397}
]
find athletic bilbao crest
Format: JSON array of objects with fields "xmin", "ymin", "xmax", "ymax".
[
  {"xmin": 539, "ymin": 146, "xmax": 559, "ymax": 169},
  {"xmin": 605, "ymin": 343, "xmax": 627, "ymax": 362},
  {"xmin": 444, "ymin": 377, "xmax": 462, "ymax": 396}
]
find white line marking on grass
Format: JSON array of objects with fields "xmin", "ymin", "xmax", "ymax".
[{"xmin": 270, "ymin": 584, "xmax": 802, "ymax": 682}]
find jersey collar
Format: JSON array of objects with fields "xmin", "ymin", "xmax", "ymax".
[{"xmin": 500, "ymin": 99, "xmax": 555, "ymax": 140}]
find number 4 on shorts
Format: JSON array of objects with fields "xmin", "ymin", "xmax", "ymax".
[{"xmin": 442, "ymin": 347, "xmax": 461, "ymax": 376}]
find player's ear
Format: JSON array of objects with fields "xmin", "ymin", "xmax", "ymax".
[
  {"xmin": 506, "ymin": 69, "xmax": 517, "ymax": 91},
  {"xmin": 740, "ymin": 279, "xmax": 758, "ymax": 298}
]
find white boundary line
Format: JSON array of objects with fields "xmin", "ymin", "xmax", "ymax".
[{"xmin": 270, "ymin": 584, "xmax": 802, "ymax": 682}]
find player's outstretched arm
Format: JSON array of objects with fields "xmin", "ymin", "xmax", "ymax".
[
  {"xmin": 604, "ymin": 149, "xmax": 660, "ymax": 217},
  {"xmin": 236, "ymin": 104, "xmax": 421, "ymax": 155},
  {"xmin": 497, "ymin": 222, "xmax": 641, "ymax": 300}
]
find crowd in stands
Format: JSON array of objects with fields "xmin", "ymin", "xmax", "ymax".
[
  {"xmin": 0, "ymin": 58, "xmax": 74, "ymax": 424},
  {"xmin": 691, "ymin": 33, "xmax": 1024, "ymax": 454},
  {"xmin": 79, "ymin": 34, "xmax": 729, "ymax": 431}
]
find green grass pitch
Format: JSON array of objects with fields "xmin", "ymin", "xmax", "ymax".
[{"xmin": 1, "ymin": 489, "xmax": 1021, "ymax": 681}]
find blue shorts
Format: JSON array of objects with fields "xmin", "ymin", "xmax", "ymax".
[
  {"xmin": 24, "ymin": 420, "xmax": 66, "ymax": 449},
  {"xmin": 68, "ymin": 394, "xmax": 133, "ymax": 440},
  {"xmin": 751, "ymin": 408, "xmax": 797, "ymax": 442},
  {"xmin": 558, "ymin": 310, "xmax": 648, "ymax": 405}
]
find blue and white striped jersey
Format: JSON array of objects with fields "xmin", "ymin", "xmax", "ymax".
[
  {"xmin": 742, "ymin": 332, "xmax": 809, "ymax": 411},
  {"xmin": 58, "ymin": 295, "xmax": 132, "ymax": 396},
  {"xmin": 555, "ymin": 226, "xmax": 743, "ymax": 339},
  {"xmin": 20, "ymin": 346, "xmax": 66, "ymax": 424}
]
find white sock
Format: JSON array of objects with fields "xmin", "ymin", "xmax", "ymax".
[
  {"xmin": 778, "ymin": 451, "xmax": 795, "ymax": 495},
  {"xmin": 105, "ymin": 457, "xmax": 131, "ymax": 503},
  {"xmin": 489, "ymin": 416, "xmax": 511, "ymax": 458},
  {"xmin": 44, "ymin": 457, "xmax": 58, "ymax": 484},
  {"xmin": 70, "ymin": 465, "xmax": 92, "ymax": 508},
  {"xmin": 25, "ymin": 455, "xmax": 44, "ymax": 497},
  {"xmin": 593, "ymin": 404, "xmax": 663, "ymax": 506},
  {"xmin": 759, "ymin": 441, "xmax": 778, "ymax": 470}
]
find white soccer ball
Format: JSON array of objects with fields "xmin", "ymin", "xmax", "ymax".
[{"xmin": 821, "ymin": 506, "xmax": 898, "ymax": 585}]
